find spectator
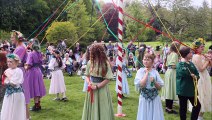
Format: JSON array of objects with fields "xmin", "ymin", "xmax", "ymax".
[
  {"xmin": 127, "ymin": 40, "xmax": 136, "ymax": 55},
  {"xmin": 107, "ymin": 41, "xmax": 114, "ymax": 57},
  {"xmin": 63, "ymin": 53, "xmax": 73, "ymax": 76}
]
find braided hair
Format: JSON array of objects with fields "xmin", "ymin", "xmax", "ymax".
[{"xmin": 89, "ymin": 43, "xmax": 108, "ymax": 77}]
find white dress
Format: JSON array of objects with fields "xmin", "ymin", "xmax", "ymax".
[
  {"xmin": 48, "ymin": 58, "xmax": 66, "ymax": 94},
  {"xmin": 1, "ymin": 68, "xmax": 26, "ymax": 120},
  {"xmin": 81, "ymin": 59, "xmax": 88, "ymax": 92},
  {"xmin": 189, "ymin": 54, "xmax": 212, "ymax": 112},
  {"xmin": 134, "ymin": 68, "xmax": 164, "ymax": 120}
]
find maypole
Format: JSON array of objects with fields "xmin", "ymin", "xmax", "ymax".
[{"xmin": 115, "ymin": 0, "xmax": 126, "ymax": 117}]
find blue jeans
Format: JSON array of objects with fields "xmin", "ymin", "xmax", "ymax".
[{"xmin": 66, "ymin": 64, "xmax": 73, "ymax": 75}]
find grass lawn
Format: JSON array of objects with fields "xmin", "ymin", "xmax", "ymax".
[
  {"xmin": 30, "ymin": 72, "xmax": 212, "ymax": 120},
  {"xmin": 122, "ymin": 41, "xmax": 211, "ymax": 52}
]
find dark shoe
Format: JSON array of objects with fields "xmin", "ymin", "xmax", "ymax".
[
  {"xmin": 61, "ymin": 97, "xmax": 68, "ymax": 102},
  {"xmin": 30, "ymin": 105, "xmax": 41, "ymax": 111},
  {"xmin": 122, "ymin": 94, "xmax": 126, "ymax": 98},
  {"xmin": 68, "ymin": 72, "xmax": 72, "ymax": 76}
]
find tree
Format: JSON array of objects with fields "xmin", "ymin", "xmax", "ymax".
[
  {"xmin": 67, "ymin": 0, "xmax": 93, "ymax": 42},
  {"xmin": 83, "ymin": 0, "xmax": 93, "ymax": 15},
  {"xmin": 124, "ymin": 0, "xmax": 154, "ymax": 42},
  {"xmin": 0, "ymin": 0, "xmax": 51, "ymax": 40},
  {"xmin": 148, "ymin": 0, "xmax": 211, "ymax": 41},
  {"xmin": 46, "ymin": 22, "xmax": 78, "ymax": 45},
  {"xmin": 101, "ymin": 3, "xmax": 118, "ymax": 41}
]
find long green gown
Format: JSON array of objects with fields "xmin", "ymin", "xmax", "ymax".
[
  {"xmin": 82, "ymin": 61, "xmax": 114, "ymax": 120},
  {"xmin": 162, "ymin": 52, "xmax": 178, "ymax": 100}
]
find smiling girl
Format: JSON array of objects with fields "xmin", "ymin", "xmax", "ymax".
[
  {"xmin": 134, "ymin": 53, "xmax": 164, "ymax": 120},
  {"xmin": 1, "ymin": 54, "xmax": 26, "ymax": 120}
]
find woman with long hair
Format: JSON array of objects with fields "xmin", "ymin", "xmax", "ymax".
[
  {"xmin": 48, "ymin": 50, "xmax": 67, "ymax": 101},
  {"xmin": 82, "ymin": 43, "xmax": 114, "ymax": 120},
  {"xmin": 191, "ymin": 38, "xmax": 212, "ymax": 120},
  {"xmin": 81, "ymin": 46, "xmax": 90, "ymax": 92}
]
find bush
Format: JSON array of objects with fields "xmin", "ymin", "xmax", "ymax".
[{"xmin": 46, "ymin": 22, "xmax": 78, "ymax": 46}]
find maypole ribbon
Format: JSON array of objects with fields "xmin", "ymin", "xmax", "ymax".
[
  {"xmin": 101, "ymin": 8, "xmax": 117, "ymax": 41},
  {"xmin": 131, "ymin": 17, "xmax": 155, "ymax": 42},
  {"xmin": 67, "ymin": 6, "xmax": 114, "ymax": 49},
  {"xmin": 27, "ymin": 15, "xmax": 52, "ymax": 39},
  {"xmin": 87, "ymin": 76, "xmax": 94, "ymax": 103},
  {"xmin": 95, "ymin": 0, "xmax": 144, "ymax": 68},
  {"xmin": 28, "ymin": 0, "xmax": 69, "ymax": 39},
  {"xmin": 1, "ymin": 73, "xmax": 6, "ymax": 85},
  {"xmin": 38, "ymin": 0, "xmax": 73, "ymax": 36},
  {"xmin": 35, "ymin": 0, "xmax": 68, "ymax": 38},
  {"xmin": 148, "ymin": 0, "xmax": 198, "ymax": 106},
  {"xmin": 112, "ymin": 0, "xmax": 195, "ymax": 51},
  {"xmin": 39, "ymin": 0, "xmax": 79, "ymax": 45}
]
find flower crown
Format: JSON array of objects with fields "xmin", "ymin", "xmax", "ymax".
[
  {"xmin": 6, "ymin": 54, "xmax": 21, "ymax": 63},
  {"xmin": 12, "ymin": 30, "xmax": 25, "ymax": 41},
  {"xmin": 192, "ymin": 38, "xmax": 205, "ymax": 49}
]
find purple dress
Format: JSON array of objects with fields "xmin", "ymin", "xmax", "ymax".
[
  {"xmin": 25, "ymin": 51, "xmax": 46, "ymax": 98},
  {"xmin": 13, "ymin": 45, "xmax": 31, "ymax": 104}
]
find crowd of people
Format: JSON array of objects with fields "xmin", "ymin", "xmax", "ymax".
[{"xmin": 0, "ymin": 30, "xmax": 212, "ymax": 120}]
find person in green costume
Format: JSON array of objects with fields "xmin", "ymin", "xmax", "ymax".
[
  {"xmin": 176, "ymin": 46, "xmax": 201, "ymax": 120},
  {"xmin": 82, "ymin": 43, "xmax": 114, "ymax": 120},
  {"xmin": 162, "ymin": 42, "xmax": 180, "ymax": 114}
]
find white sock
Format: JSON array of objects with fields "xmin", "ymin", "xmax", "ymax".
[{"xmin": 62, "ymin": 92, "xmax": 66, "ymax": 98}]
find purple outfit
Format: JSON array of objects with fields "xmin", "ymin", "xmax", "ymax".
[
  {"xmin": 25, "ymin": 51, "xmax": 46, "ymax": 98},
  {"xmin": 13, "ymin": 45, "xmax": 30, "ymax": 104}
]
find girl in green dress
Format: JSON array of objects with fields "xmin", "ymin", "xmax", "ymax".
[
  {"xmin": 162, "ymin": 42, "xmax": 180, "ymax": 114},
  {"xmin": 82, "ymin": 43, "xmax": 114, "ymax": 120}
]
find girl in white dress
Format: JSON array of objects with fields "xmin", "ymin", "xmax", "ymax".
[
  {"xmin": 1, "ymin": 54, "xmax": 26, "ymax": 120},
  {"xmin": 48, "ymin": 50, "xmax": 68, "ymax": 101}
]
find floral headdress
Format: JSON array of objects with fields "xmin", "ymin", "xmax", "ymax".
[
  {"xmin": 6, "ymin": 54, "xmax": 21, "ymax": 63},
  {"xmin": 11, "ymin": 30, "xmax": 25, "ymax": 41},
  {"xmin": 192, "ymin": 38, "xmax": 205, "ymax": 49}
]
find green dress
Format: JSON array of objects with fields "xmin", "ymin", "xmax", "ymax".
[
  {"xmin": 162, "ymin": 52, "xmax": 178, "ymax": 100},
  {"xmin": 82, "ymin": 61, "xmax": 114, "ymax": 120}
]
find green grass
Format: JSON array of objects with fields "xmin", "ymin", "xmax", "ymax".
[
  {"xmin": 30, "ymin": 72, "xmax": 212, "ymax": 120},
  {"xmin": 122, "ymin": 41, "xmax": 211, "ymax": 53}
]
